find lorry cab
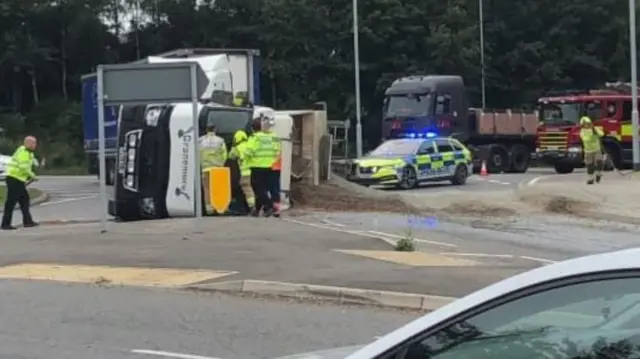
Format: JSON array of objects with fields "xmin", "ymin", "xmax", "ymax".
[
  {"xmin": 109, "ymin": 102, "xmax": 253, "ymax": 221},
  {"xmin": 382, "ymin": 75, "xmax": 468, "ymax": 140},
  {"xmin": 537, "ymin": 84, "xmax": 636, "ymax": 173}
]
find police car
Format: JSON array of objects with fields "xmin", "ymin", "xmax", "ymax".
[{"xmin": 347, "ymin": 137, "xmax": 472, "ymax": 189}]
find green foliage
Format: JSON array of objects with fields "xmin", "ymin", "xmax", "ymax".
[
  {"xmin": 395, "ymin": 228, "xmax": 416, "ymax": 252},
  {"xmin": 0, "ymin": 0, "xmax": 637, "ymax": 166}
]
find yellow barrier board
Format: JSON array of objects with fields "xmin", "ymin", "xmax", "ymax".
[{"xmin": 208, "ymin": 167, "xmax": 231, "ymax": 214}]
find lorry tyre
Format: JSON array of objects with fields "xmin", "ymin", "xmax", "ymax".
[
  {"xmin": 106, "ymin": 160, "xmax": 116, "ymax": 186},
  {"xmin": 450, "ymin": 164, "xmax": 468, "ymax": 185},
  {"xmin": 397, "ymin": 166, "xmax": 418, "ymax": 189},
  {"xmin": 554, "ymin": 163, "xmax": 574, "ymax": 174},
  {"xmin": 487, "ymin": 146, "xmax": 508, "ymax": 173},
  {"xmin": 507, "ymin": 144, "xmax": 530, "ymax": 173}
]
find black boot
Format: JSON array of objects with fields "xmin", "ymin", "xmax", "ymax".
[
  {"xmin": 595, "ymin": 174, "xmax": 602, "ymax": 183},
  {"xmin": 587, "ymin": 179, "xmax": 594, "ymax": 185}
]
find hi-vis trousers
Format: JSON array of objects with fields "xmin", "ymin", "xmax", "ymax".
[
  {"xmin": 240, "ymin": 175, "xmax": 255, "ymax": 208},
  {"xmin": 584, "ymin": 151, "xmax": 603, "ymax": 183}
]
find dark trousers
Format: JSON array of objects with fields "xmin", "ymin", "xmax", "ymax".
[
  {"xmin": 250, "ymin": 167, "xmax": 272, "ymax": 212},
  {"xmin": 2, "ymin": 177, "xmax": 34, "ymax": 227},
  {"xmin": 268, "ymin": 170, "xmax": 281, "ymax": 205}
]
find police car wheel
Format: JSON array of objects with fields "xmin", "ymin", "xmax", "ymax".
[
  {"xmin": 451, "ymin": 164, "xmax": 468, "ymax": 185},
  {"xmin": 398, "ymin": 166, "xmax": 418, "ymax": 189}
]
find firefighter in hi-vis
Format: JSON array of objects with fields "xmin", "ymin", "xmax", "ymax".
[{"xmin": 579, "ymin": 116, "xmax": 604, "ymax": 185}]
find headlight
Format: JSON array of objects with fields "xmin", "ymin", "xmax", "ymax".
[
  {"xmin": 128, "ymin": 134, "xmax": 137, "ymax": 147},
  {"xmin": 568, "ymin": 147, "xmax": 582, "ymax": 153},
  {"xmin": 127, "ymin": 161, "xmax": 135, "ymax": 173},
  {"xmin": 126, "ymin": 175, "xmax": 134, "ymax": 187},
  {"xmin": 128, "ymin": 149, "xmax": 135, "ymax": 161}
]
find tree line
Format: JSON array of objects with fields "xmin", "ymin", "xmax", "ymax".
[{"xmin": 0, "ymin": 0, "xmax": 635, "ymax": 167}]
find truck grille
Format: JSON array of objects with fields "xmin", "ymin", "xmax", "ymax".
[{"xmin": 538, "ymin": 131, "xmax": 568, "ymax": 150}]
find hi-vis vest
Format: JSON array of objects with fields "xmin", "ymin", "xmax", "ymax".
[
  {"xmin": 6, "ymin": 145, "xmax": 35, "ymax": 182},
  {"xmin": 199, "ymin": 134, "xmax": 227, "ymax": 169},
  {"xmin": 246, "ymin": 131, "xmax": 280, "ymax": 168}
]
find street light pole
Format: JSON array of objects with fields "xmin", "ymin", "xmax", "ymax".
[
  {"xmin": 353, "ymin": 0, "xmax": 363, "ymax": 158},
  {"xmin": 479, "ymin": 0, "xmax": 486, "ymax": 108},
  {"xmin": 630, "ymin": 0, "xmax": 640, "ymax": 170}
]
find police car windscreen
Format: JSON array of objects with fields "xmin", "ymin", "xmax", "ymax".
[
  {"xmin": 370, "ymin": 139, "xmax": 420, "ymax": 156},
  {"xmin": 206, "ymin": 109, "xmax": 252, "ymax": 134}
]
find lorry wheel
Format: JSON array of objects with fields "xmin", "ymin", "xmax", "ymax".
[
  {"xmin": 106, "ymin": 160, "xmax": 116, "ymax": 186},
  {"xmin": 450, "ymin": 164, "xmax": 468, "ymax": 185},
  {"xmin": 507, "ymin": 144, "xmax": 530, "ymax": 173},
  {"xmin": 487, "ymin": 147, "xmax": 508, "ymax": 173},
  {"xmin": 554, "ymin": 163, "xmax": 574, "ymax": 174},
  {"xmin": 397, "ymin": 166, "xmax": 418, "ymax": 189}
]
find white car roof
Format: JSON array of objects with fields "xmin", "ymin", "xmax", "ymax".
[{"xmin": 346, "ymin": 247, "xmax": 640, "ymax": 359}]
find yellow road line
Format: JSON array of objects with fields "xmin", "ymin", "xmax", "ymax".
[
  {"xmin": 0, "ymin": 263, "xmax": 236, "ymax": 287},
  {"xmin": 334, "ymin": 250, "xmax": 479, "ymax": 267}
]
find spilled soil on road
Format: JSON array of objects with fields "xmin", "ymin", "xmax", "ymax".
[{"xmin": 290, "ymin": 180, "xmax": 420, "ymax": 214}]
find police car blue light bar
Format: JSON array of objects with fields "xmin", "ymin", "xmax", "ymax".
[{"xmin": 402, "ymin": 131, "xmax": 438, "ymax": 138}]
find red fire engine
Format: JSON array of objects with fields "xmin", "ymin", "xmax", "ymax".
[{"xmin": 535, "ymin": 82, "xmax": 637, "ymax": 174}]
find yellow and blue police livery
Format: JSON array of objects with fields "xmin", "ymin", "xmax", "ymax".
[{"xmin": 347, "ymin": 136, "xmax": 472, "ymax": 189}]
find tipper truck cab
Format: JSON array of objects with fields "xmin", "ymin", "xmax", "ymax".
[
  {"xmin": 535, "ymin": 83, "xmax": 636, "ymax": 174},
  {"xmin": 382, "ymin": 75, "xmax": 538, "ymax": 173}
]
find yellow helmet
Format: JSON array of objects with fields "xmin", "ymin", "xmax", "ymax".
[
  {"xmin": 580, "ymin": 116, "xmax": 592, "ymax": 125},
  {"xmin": 233, "ymin": 130, "xmax": 248, "ymax": 144}
]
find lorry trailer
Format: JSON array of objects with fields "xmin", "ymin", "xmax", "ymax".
[
  {"xmin": 81, "ymin": 48, "xmax": 262, "ymax": 184},
  {"xmin": 382, "ymin": 75, "xmax": 538, "ymax": 173}
]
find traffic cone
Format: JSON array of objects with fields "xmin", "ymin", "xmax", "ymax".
[{"xmin": 480, "ymin": 161, "xmax": 488, "ymax": 176}]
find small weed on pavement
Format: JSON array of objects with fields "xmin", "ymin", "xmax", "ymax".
[{"xmin": 395, "ymin": 228, "xmax": 416, "ymax": 252}]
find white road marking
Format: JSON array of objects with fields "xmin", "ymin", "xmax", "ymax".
[
  {"xmin": 38, "ymin": 195, "xmax": 97, "ymax": 207},
  {"xmin": 441, "ymin": 252, "xmax": 513, "ymax": 258},
  {"xmin": 321, "ymin": 218, "xmax": 347, "ymax": 227},
  {"xmin": 488, "ymin": 179, "xmax": 511, "ymax": 185},
  {"xmin": 519, "ymin": 255, "xmax": 557, "ymax": 264},
  {"xmin": 282, "ymin": 218, "xmax": 397, "ymax": 246},
  {"xmin": 367, "ymin": 230, "xmax": 458, "ymax": 248},
  {"xmin": 131, "ymin": 349, "xmax": 221, "ymax": 359},
  {"xmin": 527, "ymin": 176, "xmax": 547, "ymax": 186}
]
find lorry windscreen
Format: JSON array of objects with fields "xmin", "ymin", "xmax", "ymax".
[
  {"xmin": 383, "ymin": 94, "xmax": 432, "ymax": 119},
  {"xmin": 205, "ymin": 109, "xmax": 253, "ymax": 134},
  {"xmin": 540, "ymin": 101, "xmax": 601, "ymax": 126}
]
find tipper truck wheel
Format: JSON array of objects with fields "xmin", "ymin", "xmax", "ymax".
[
  {"xmin": 507, "ymin": 144, "xmax": 530, "ymax": 173},
  {"xmin": 487, "ymin": 146, "xmax": 508, "ymax": 173}
]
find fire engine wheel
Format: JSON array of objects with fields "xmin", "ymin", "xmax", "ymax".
[
  {"xmin": 554, "ymin": 163, "xmax": 574, "ymax": 174},
  {"xmin": 603, "ymin": 146, "xmax": 621, "ymax": 171},
  {"xmin": 397, "ymin": 166, "xmax": 418, "ymax": 189}
]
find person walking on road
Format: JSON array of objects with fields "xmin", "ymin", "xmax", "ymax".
[
  {"xmin": 229, "ymin": 129, "xmax": 256, "ymax": 215},
  {"xmin": 199, "ymin": 124, "xmax": 227, "ymax": 214},
  {"xmin": 245, "ymin": 118, "xmax": 280, "ymax": 217},
  {"xmin": 1, "ymin": 136, "xmax": 39, "ymax": 230},
  {"xmin": 579, "ymin": 116, "xmax": 604, "ymax": 185}
]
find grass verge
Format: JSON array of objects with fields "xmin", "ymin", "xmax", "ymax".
[
  {"xmin": 0, "ymin": 186, "xmax": 43, "ymax": 203},
  {"xmin": 37, "ymin": 166, "xmax": 89, "ymax": 176}
]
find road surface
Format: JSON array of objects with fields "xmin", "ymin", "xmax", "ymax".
[
  {"xmin": 30, "ymin": 176, "xmax": 108, "ymax": 222},
  {"xmin": 0, "ymin": 280, "xmax": 415, "ymax": 359},
  {"xmin": 29, "ymin": 169, "xmax": 588, "ymax": 222}
]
